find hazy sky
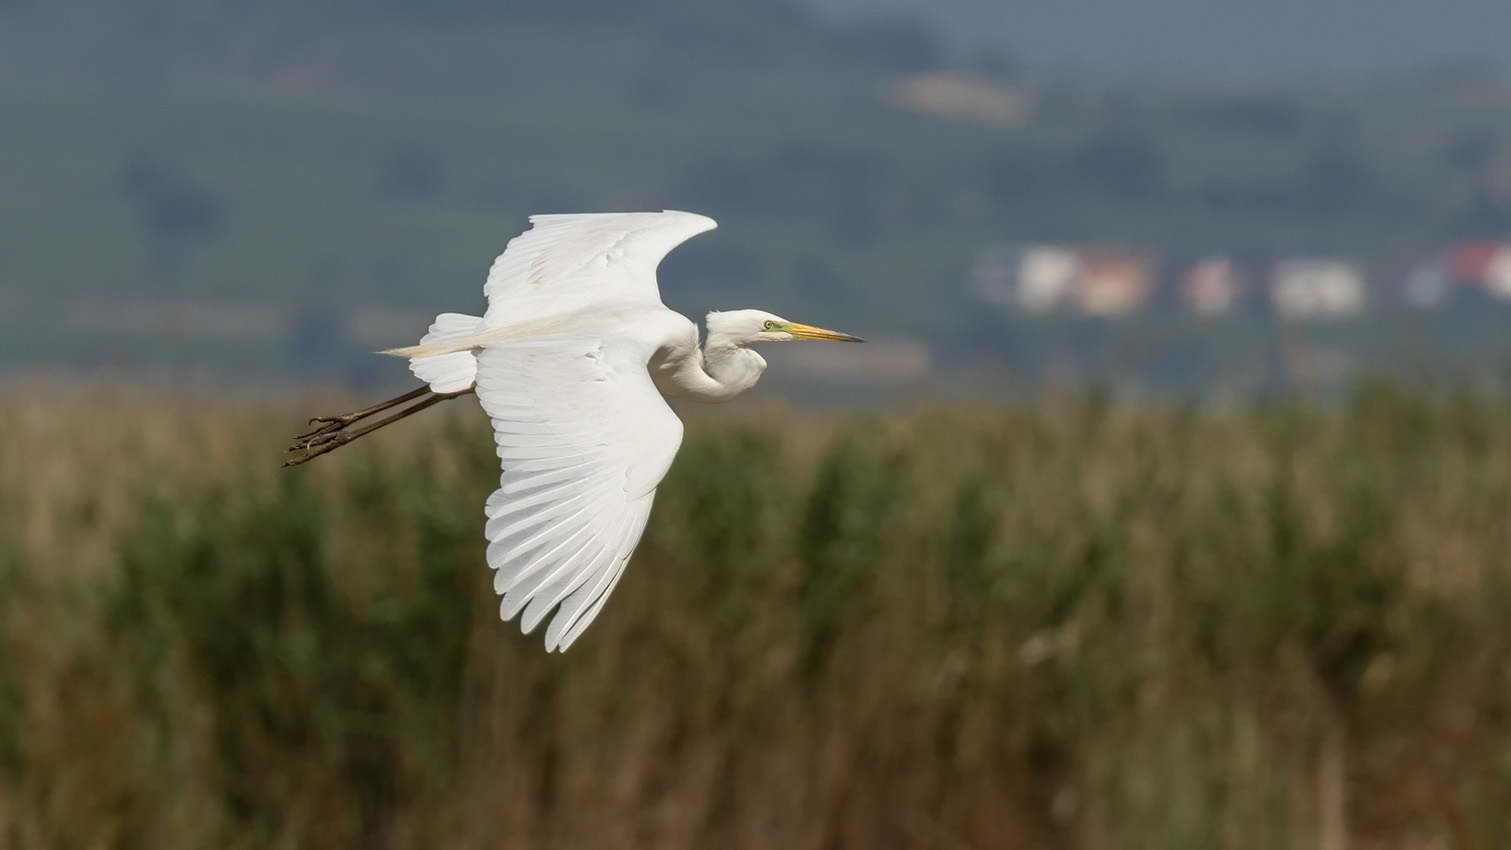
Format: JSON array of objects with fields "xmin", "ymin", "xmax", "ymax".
[{"xmin": 811, "ymin": 0, "xmax": 1511, "ymax": 80}]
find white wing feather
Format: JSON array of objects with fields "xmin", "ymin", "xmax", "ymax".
[
  {"xmin": 401, "ymin": 211, "xmax": 715, "ymax": 395},
  {"xmin": 481, "ymin": 210, "xmax": 716, "ymax": 326},
  {"xmin": 474, "ymin": 337, "xmax": 684, "ymax": 652}
]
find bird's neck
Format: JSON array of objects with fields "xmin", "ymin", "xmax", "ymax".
[{"xmin": 676, "ymin": 336, "xmax": 766, "ymax": 403}]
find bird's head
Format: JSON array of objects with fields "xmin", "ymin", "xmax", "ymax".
[{"xmin": 705, "ymin": 309, "xmax": 866, "ymax": 347}]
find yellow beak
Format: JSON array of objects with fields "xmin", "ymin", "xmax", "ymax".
[{"xmin": 784, "ymin": 323, "xmax": 867, "ymax": 343}]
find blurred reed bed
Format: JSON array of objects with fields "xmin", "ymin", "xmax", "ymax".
[{"xmin": 1, "ymin": 385, "xmax": 1510, "ymax": 849}]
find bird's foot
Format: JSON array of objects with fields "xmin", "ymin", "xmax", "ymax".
[
  {"xmin": 292, "ymin": 413, "xmax": 362, "ymax": 444},
  {"xmin": 284, "ymin": 427, "xmax": 352, "ymax": 466},
  {"xmin": 284, "ymin": 411, "xmax": 367, "ymax": 465},
  {"xmin": 282, "ymin": 387, "xmax": 464, "ymax": 468},
  {"xmin": 287, "ymin": 427, "xmax": 346, "ymax": 452}
]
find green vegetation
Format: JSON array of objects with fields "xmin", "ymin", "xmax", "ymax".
[{"xmin": 3, "ymin": 388, "xmax": 1510, "ymax": 847}]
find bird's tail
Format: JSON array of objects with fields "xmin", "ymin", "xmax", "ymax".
[{"xmin": 385, "ymin": 312, "xmax": 484, "ymax": 394}]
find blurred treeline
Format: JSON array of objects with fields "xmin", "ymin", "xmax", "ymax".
[
  {"xmin": 3, "ymin": 0, "xmax": 1511, "ymax": 387},
  {"xmin": 2, "ymin": 387, "xmax": 1509, "ymax": 848}
]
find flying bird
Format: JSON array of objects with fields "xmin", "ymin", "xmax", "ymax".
[{"xmin": 286, "ymin": 211, "xmax": 863, "ymax": 651}]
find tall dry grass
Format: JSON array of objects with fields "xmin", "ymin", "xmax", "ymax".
[{"xmin": 1, "ymin": 385, "xmax": 1509, "ymax": 849}]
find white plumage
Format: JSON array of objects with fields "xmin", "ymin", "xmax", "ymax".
[
  {"xmin": 408, "ymin": 312, "xmax": 485, "ymax": 394},
  {"xmin": 288, "ymin": 210, "xmax": 863, "ymax": 651},
  {"xmin": 475, "ymin": 337, "xmax": 682, "ymax": 651},
  {"xmin": 481, "ymin": 211, "xmax": 717, "ymax": 325}
]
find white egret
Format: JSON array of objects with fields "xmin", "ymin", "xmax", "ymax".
[{"xmin": 286, "ymin": 210, "xmax": 863, "ymax": 651}]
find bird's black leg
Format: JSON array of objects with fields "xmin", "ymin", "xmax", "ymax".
[
  {"xmin": 284, "ymin": 387, "xmax": 474, "ymax": 467},
  {"xmin": 294, "ymin": 385, "xmax": 431, "ymax": 441}
]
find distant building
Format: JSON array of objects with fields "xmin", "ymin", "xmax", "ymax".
[
  {"xmin": 1400, "ymin": 259, "xmax": 1452, "ymax": 309},
  {"xmin": 1076, "ymin": 245, "xmax": 1156, "ymax": 317},
  {"xmin": 1444, "ymin": 240, "xmax": 1503, "ymax": 281},
  {"xmin": 1180, "ymin": 257, "xmax": 1246, "ymax": 316},
  {"xmin": 1269, "ymin": 259, "xmax": 1366, "ymax": 320},
  {"xmin": 891, "ymin": 73, "xmax": 1031, "ymax": 128},
  {"xmin": 1017, "ymin": 246, "xmax": 1080, "ymax": 313},
  {"xmin": 1443, "ymin": 240, "xmax": 1511, "ymax": 299},
  {"xmin": 1491, "ymin": 248, "xmax": 1511, "ymax": 299},
  {"xmin": 969, "ymin": 244, "xmax": 1079, "ymax": 314},
  {"xmin": 970, "ymin": 243, "xmax": 1156, "ymax": 317}
]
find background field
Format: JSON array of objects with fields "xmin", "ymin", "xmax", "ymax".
[{"xmin": 3, "ymin": 387, "xmax": 1509, "ymax": 849}]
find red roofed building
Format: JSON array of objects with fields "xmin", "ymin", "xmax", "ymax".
[
  {"xmin": 1443, "ymin": 240, "xmax": 1511, "ymax": 298},
  {"xmin": 1075, "ymin": 245, "xmax": 1155, "ymax": 317}
]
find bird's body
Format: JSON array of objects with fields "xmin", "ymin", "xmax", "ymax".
[{"xmin": 287, "ymin": 210, "xmax": 861, "ymax": 652}]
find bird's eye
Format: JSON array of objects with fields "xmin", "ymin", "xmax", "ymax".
[{"xmin": 763, "ymin": 320, "xmax": 775, "ymax": 331}]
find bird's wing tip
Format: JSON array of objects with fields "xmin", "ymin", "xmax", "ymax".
[{"xmin": 662, "ymin": 209, "xmax": 718, "ymax": 231}]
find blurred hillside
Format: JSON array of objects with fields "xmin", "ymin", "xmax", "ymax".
[
  {"xmin": 819, "ymin": 0, "xmax": 1511, "ymax": 80},
  {"xmin": 2, "ymin": 0, "xmax": 1511, "ymax": 395}
]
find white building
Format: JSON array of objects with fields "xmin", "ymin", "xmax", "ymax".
[
  {"xmin": 891, "ymin": 73, "xmax": 1031, "ymax": 128},
  {"xmin": 1269, "ymin": 259, "xmax": 1366, "ymax": 320},
  {"xmin": 1016, "ymin": 246, "xmax": 1081, "ymax": 314},
  {"xmin": 969, "ymin": 244, "xmax": 1081, "ymax": 314}
]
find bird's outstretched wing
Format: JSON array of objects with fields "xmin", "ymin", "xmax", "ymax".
[
  {"xmin": 482, "ymin": 210, "xmax": 717, "ymax": 326},
  {"xmin": 474, "ymin": 336, "xmax": 684, "ymax": 651}
]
